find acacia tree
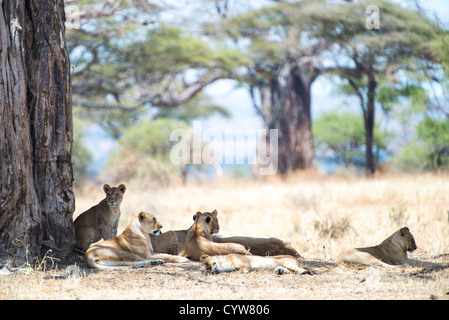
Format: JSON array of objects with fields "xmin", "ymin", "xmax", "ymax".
[
  {"xmin": 218, "ymin": 2, "xmax": 324, "ymax": 174},
  {"xmin": 303, "ymin": 0, "xmax": 445, "ymax": 174},
  {"xmin": 0, "ymin": 0, "xmax": 74, "ymax": 263},
  {"xmin": 67, "ymin": 1, "xmax": 247, "ymax": 137}
]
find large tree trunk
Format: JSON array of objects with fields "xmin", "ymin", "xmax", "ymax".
[
  {"xmin": 277, "ymin": 62, "xmax": 314, "ymax": 174},
  {"xmin": 364, "ymin": 75, "xmax": 377, "ymax": 176},
  {"xmin": 262, "ymin": 61, "xmax": 315, "ymax": 175},
  {"xmin": 0, "ymin": 0, "xmax": 74, "ymax": 264}
]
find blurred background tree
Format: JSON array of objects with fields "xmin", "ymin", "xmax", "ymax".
[
  {"xmin": 301, "ymin": 0, "xmax": 447, "ymax": 175},
  {"xmin": 67, "ymin": 0, "xmax": 246, "ymax": 184},
  {"xmin": 313, "ymin": 110, "xmax": 390, "ymax": 170},
  {"xmin": 392, "ymin": 116, "xmax": 449, "ymax": 171},
  {"xmin": 66, "ymin": 0, "xmax": 449, "ymax": 183},
  {"xmin": 212, "ymin": 1, "xmax": 325, "ymax": 175}
]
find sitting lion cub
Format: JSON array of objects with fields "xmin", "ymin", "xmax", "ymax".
[
  {"xmin": 74, "ymin": 184, "xmax": 126, "ymax": 253},
  {"xmin": 337, "ymin": 226, "xmax": 417, "ymax": 266},
  {"xmin": 179, "ymin": 211, "xmax": 251, "ymax": 261},
  {"xmin": 201, "ymin": 254, "xmax": 310, "ymax": 275},
  {"xmin": 85, "ymin": 211, "xmax": 189, "ymax": 269}
]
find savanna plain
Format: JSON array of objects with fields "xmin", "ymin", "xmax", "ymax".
[{"xmin": 1, "ymin": 172, "xmax": 448, "ymax": 300}]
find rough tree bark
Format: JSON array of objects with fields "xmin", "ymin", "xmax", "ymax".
[
  {"xmin": 275, "ymin": 61, "xmax": 315, "ymax": 174},
  {"xmin": 251, "ymin": 59, "xmax": 317, "ymax": 176},
  {"xmin": 0, "ymin": 0, "xmax": 74, "ymax": 263},
  {"xmin": 364, "ymin": 74, "xmax": 377, "ymax": 176}
]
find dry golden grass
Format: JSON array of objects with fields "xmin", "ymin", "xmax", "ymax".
[{"xmin": 1, "ymin": 172, "xmax": 449, "ymax": 300}]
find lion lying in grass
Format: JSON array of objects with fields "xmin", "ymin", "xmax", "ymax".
[
  {"xmin": 85, "ymin": 212, "xmax": 189, "ymax": 269},
  {"xmin": 337, "ymin": 226, "xmax": 417, "ymax": 266},
  {"xmin": 179, "ymin": 211, "xmax": 251, "ymax": 261},
  {"xmin": 201, "ymin": 254, "xmax": 310, "ymax": 275},
  {"xmin": 151, "ymin": 210, "xmax": 220, "ymax": 255},
  {"xmin": 152, "ymin": 209, "xmax": 301, "ymax": 258},
  {"xmin": 212, "ymin": 235, "xmax": 301, "ymax": 258}
]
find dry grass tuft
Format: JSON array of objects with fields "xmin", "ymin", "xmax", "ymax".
[{"xmin": 313, "ymin": 214, "xmax": 352, "ymax": 239}]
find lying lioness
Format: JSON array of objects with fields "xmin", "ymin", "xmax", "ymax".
[
  {"xmin": 152, "ymin": 209, "xmax": 301, "ymax": 258},
  {"xmin": 212, "ymin": 235, "xmax": 301, "ymax": 258},
  {"xmin": 179, "ymin": 211, "xmax": 251, "ymax": 261},
  {"xmin": 337, "ymin": 226, "xmax": 417, "ymax": 266},
  {"xmin": 151, "ymin": 210, "xmax": 220, "ymax": 255},
  {"xmin": 85, "ymin": 211, "xmax": 189, "ymax": 269},
  {"xmin": 201, "ymin": 254, "xmax": 310, "ymax": 275}
]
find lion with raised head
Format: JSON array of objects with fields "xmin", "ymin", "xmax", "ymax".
[
  {"xmin": 74, "ymin": 184, "xmax": 126, "ymax": 253},
  {"xmin": 152, "ymin": 210, "xmax": 300, "ymax": 258},
  {"xmin": 201, "ymin": 254, "xmax": 310, "ymax": 275},
  {"xmin": 179, "ymin": 210, "xmax": 251, "ymax": 261},
  {"xmin": 151, "ymin": 210, "xmax": 220, "ymax": 255},
  {"xmin": 337, "ymin": 226, "xmax": 417, "ymax": 266},
  {"xmin": 85, "ymin": 211, "xmax": 189, "ymax": 269}
]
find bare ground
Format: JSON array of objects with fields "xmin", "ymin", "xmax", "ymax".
[{"xmin": 1, "ymin": 252, "xmax": 448, "ymax": 300}]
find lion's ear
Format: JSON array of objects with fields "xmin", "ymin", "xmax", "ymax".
[
  {"xmin": 118, "ymin": 184, "xmax": 126, "ymax": 193},
  {"xmin": 138, "ymin": 212, "xmax": 146, "ymax": 222},
  {"xmin": 212, "ymin": 209, "xmax": 218, "ymax": 216},
  {"xmin": 103, "ymin": 184, "xmax": 111, "ymax": 193},
  {"xmin": 193, "ymin": 212, "xmax": 202, "ymax": 221},
  {"xmin": 399, "ymin": 227, "xmax": 408, "ymax": 236}
]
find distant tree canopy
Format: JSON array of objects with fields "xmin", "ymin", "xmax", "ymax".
[
  {"xmin": 296, "ymin": 0, "xmax": 447, "ymax": 174},
  {"xmin": 313, "ymin": 110, "xmax": 390, "ymax": 169},
  {"xmin": 67, "ymin": 1, "xmax": 245, "ymax": 182},
  {"xmin": 204, "ymin": 0, "xmax": 449, "ymax": 175},
  {"xmin": 67, "ymin": 0, "xmax": 449, "ymax": 180},
  {"xmin": 392, "ymin": 116, "xmax": 449, "ymax": 171}
]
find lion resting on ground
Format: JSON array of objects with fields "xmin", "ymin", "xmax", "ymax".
[
  {"xmin": 201, "ymin": 254, "xmax": 310, "ymax": 275},
  {"xmin": 179, "ymin": 211, "xmax": 251, "ymax": 261},
  {"xmin": 74, "ymin": 184, "xmax": 126, "ymax": 253},
  {"xmin": 152, "ymin": 209, "xmax": 301, "ymax": 258},
  {"xmin": 85, "ymin": 211, "xmax": 189, "ymax": 269},
  {"xmin": 337, "ymin": 226, "xmax": 417, "ymax": 266},
  {"xmin": 212, "ymin": 235, "xmax": 301, "ymax": 258},
  {"xmin": 151, "ymin": 210, "xmax": 220, "ymax": 255}
]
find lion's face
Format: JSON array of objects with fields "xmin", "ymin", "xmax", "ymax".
[
  {"xmin": 400, "ymin": 227, "xmax": 417, "ymax": 252},
  {"xmin": 194, "ymin": 210, "xmax": 220, "ymax": 234},
  {"xmin": 104, "ymin": 184, "xmax": 126, "ymax": 208},
  {"xmin": 200, "ymin": 255, "xmax": 220, "ymax": 274},
  {"xmin": 137, "ymin": 211, "xmax": 163, "ymax": 236}
]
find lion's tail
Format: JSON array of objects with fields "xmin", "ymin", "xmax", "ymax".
[{"xmin": 87, "ymin": 258, "xmax": 164, "ymax": 269}]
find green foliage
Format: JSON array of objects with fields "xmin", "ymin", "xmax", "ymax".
[
  {"xmin": 375, "ymin": 83, "xmax": 428, "ymax": 114},
  {"xmin": 417, "ymin": 117, "xmax": 449, "ymax": 169},
  {"xmin": 153, "ymin": 93, "xmax": 231, "ymax": 123},
  {"xmin": 313, "ymin": 110, "xmax": 390, "ymax": 168},
  {"xmin": 106, "ymin": 118, "xmax": 192, "ymax": 185},
  {"xmin": 390, "ymin": 143, "xmax": 428, "ymax": 172},
  {"xmin": 70, "ymin": 22, "xmax": 248, "ymax": 107},
  {"xmin": 118, "ymin": 118, "xmax": 189, "ymax": 160},
  {"xmin": 123, "ymin": 26, "xmax": 227, "ymax": 76},
  {"xmin": 391, "ymin": 116, "xmax": 449, "ymax": 171},
  {"xmin": 72, "ymin": 119, "xmax": 93, "ymax": 184}
]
